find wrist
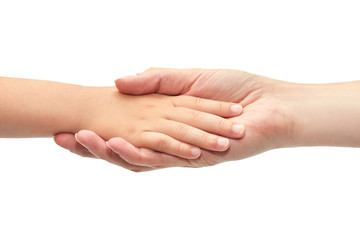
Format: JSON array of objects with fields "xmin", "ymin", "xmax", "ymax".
[
  {"xmin": 75, "ymin": 86, "xmax": 106, "ymax": 133},
  {"xmin": 75, "ymin": 86, "xmax": 121, "ymax": 139},
  {"xmin": 71, "ymin": 85, "xmax": 95, "ymax": 133},
  {"xmin": 50, "ymin": 84, "xmax": 94, "ymax": 135}
]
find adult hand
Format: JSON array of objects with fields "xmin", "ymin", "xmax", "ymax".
[{"xmin": 55, "ymin": 68, "xmax": 295, "ymax": 170}]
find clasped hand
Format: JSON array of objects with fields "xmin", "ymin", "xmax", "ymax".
[{"xmin": 55, "ymin": 68, "xmax": 295, "ymax": 171}]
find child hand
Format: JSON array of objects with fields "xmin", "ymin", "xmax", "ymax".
[{"xmin": 80, "ymin": 87, "xmax": 245, "ymax": 159}]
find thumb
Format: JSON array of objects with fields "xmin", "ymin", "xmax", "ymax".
[{"xmin": 115, "ymin": 68, "xmax": 200, "ymax": 95}]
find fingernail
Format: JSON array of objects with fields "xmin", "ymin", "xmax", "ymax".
[
  {"xmin": 191, "ymin": 147, "xmax": 201, "ymax": 157},
  {"xmin": 232, "ymin": 124, "xmax": 244, "ymax": 135},
  {"xmin": 217, "ymin": 137, "xmax": 229, "ymax": 148},
  {"xmin": 74, "ymin": 133, "xmax": 86, "ymax": 148},
  {"xmin": 106, "ymin": 141, "xmax": 117, "ymax": 153},
  {"xmin": 75, "ymin": 133, "xmax": 88, "ymax": 149},
  {"xmin": 231, "ymin": 104, "xmax": 242, "ymax": 113}
]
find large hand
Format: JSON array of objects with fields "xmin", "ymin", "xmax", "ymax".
[
  {"xmin": 55, "ymin": 68, "xmax": 294, "ymax": 170},
  {"xmin": 115, "ymin": 68, "xmax": 294, "ymax": 162}
]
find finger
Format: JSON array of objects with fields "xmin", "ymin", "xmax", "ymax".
[
  {"xmin": 167, "ymin": 107, "xmax": 245, "ymax": 139},
  {"xmin": 139, "ymin": 131, "xmax": 202, "ymax": 159},
  {"xmin": 115, "ymin": 68, "xmax": 202, "ymax": 95},
  {"xmin": 173, "ymin": 95, "xmax": 243, "ymax": 117},
  {"xmin": 75, "ymin": 130, "xmax": 153, "ymax": 172},
  {"xmin": 153, "ymin": 121, "xmax": 231, "ymax": 152},
  {"xmin": 54, "ymin": 133, "xmax": 95, "ymax": 158},
  {"xmin": 107, "ymin": 137, "xmax": 192, "ymax": 168}
]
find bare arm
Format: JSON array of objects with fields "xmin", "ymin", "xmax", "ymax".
[
  {"xmin": 0, "ymin": 77, "xmax": 86, "ymax": 137},
  {"xmin": 279, "ymin": 81, "xmax": 360, "ymax": 148}
]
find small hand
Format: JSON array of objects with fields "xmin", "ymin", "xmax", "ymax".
[{"xmin": 81, "ymin": 89, "xmax": 244, "ymax": 159}]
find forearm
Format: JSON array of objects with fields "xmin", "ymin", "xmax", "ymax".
[
  {"xmin": 0, "ymin": 77, "xmax": 87, "ymax": 137},
  {"xmin": 280, "ymin": 81, "xmax": 360, "ymax": 147}
]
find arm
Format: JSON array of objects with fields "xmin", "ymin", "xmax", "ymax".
[
  {"xmin": 279, "ymin": 81, "xmax": 360, "ymax": 147},
  {"xmin": 0, "ymin": 77, "xmax": 87, "ymax": 137}
]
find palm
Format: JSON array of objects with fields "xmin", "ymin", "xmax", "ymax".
[{"xmin": 173, "ymin": 69, "xmax": 292, "ymax": 167}]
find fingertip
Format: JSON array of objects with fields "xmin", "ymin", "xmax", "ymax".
[
  {"xmin": 115, "ymin": 78, "xmax": 128, "ymax": 93},
  {"xmin": 76, "ymin": 129, "xmax": 91, "ymax": 137},
  {"xmin": 232, "ymin": 124, "xmax": 245, "ymax": 137},
  {"xmin": 115, "ymin": 75, "xmax": 147, "ymax": 94},
  {"xmin": 107, "ymin": 137, "xmax": 138, "ymax": 159},
  {"xmin": 53, "ymin": 133, "xmax": 95, "ymax": 158},
  {"xmin": 75, "ymin": 130, "xmax": 107, "ymax": 156},
  {"xmin": 107, "ymin": 137, "xmax": 128, "ymax": 152},
  {"xmin": 120, "ymin": 75, "xmax": 138, "ymax": 80},
  {"xmin": 74, "ymin": 131, "xmax": 90, "ymax": 150},
  {"xmin": 74, "ymin": 133, "xmax": 79, "ymax": 142},
  {"xmin": 53, "ymin": 133, "xmax": 73, "ymax": 148},
  {"xmin": 217, "ymin": 137, "xmax": 230, "ymax": 151},
  {"xmin": 115, "ymin": 75, "xmax": 137, "ymax": 85},
  {"xmin": 53, "ymin": 134, "xmax": 62, "ymax": 145},
  {"xmin": 107, "ymin": 138, "xmax": 150, "ymax": 166},
  {"xmin": 230, "ymin": 104, "xmax": 243, "ymax": 115},
  {"xmin": 190, "ymin": 147, "xmax": 201, "ymax": 159},
  {"xmin": 75, "ymin": 130, "xmax": 97, "ymax": 144}
]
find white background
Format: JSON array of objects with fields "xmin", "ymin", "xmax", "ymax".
[{"xmin": 1, "ymin": 0, "xmax": 360, "ymax": 239}]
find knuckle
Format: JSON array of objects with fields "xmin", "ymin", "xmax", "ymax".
[
  {"xmin": 193, "ymin": 97, "xmax": 204, "ymax": 107},
  {"xmin": 177, "ymin": 143, "xmax": 187, "ymax": 157},
  {"xmin": 188, "ymin": 110, "xmax": 200, "ymax": 121},
  {"xmin": 218, "ymin": 102, "xmax": 225, "ymax": 113},
  {"xmin": 156, "ymin": 136, "xmax": 170, "ymax": 151},
  {"xmin": 175, "ymin": 124, "xmax": 188, "ymax": 138},
  {"xmin": 201, "ymin": 133, "xmax": 215, "ymax": 148},
  {"xmin": 217, "ymin": 118, "xmax": 228, "ymax": 131}
]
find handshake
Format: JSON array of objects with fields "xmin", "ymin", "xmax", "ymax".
[{"xmin": 2, "ymin": 68, "xmax": 359, "ymax": 171}]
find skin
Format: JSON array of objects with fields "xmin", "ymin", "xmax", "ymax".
[
  {"xmin": 0, "ymin": 76, "xmax": 245, "ymax": 169},
  {"xmin": 55, "ymin": 68, "xmax": 360, "ymax": 171}
]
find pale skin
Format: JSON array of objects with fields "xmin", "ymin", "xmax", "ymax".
[
  {"xmin": 55, "ymin": 68, "xmax": 360, "ymax": 171},
  {"xmin": 0, "ymin": 77, "xmax": 246, "ymax": 168}
]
